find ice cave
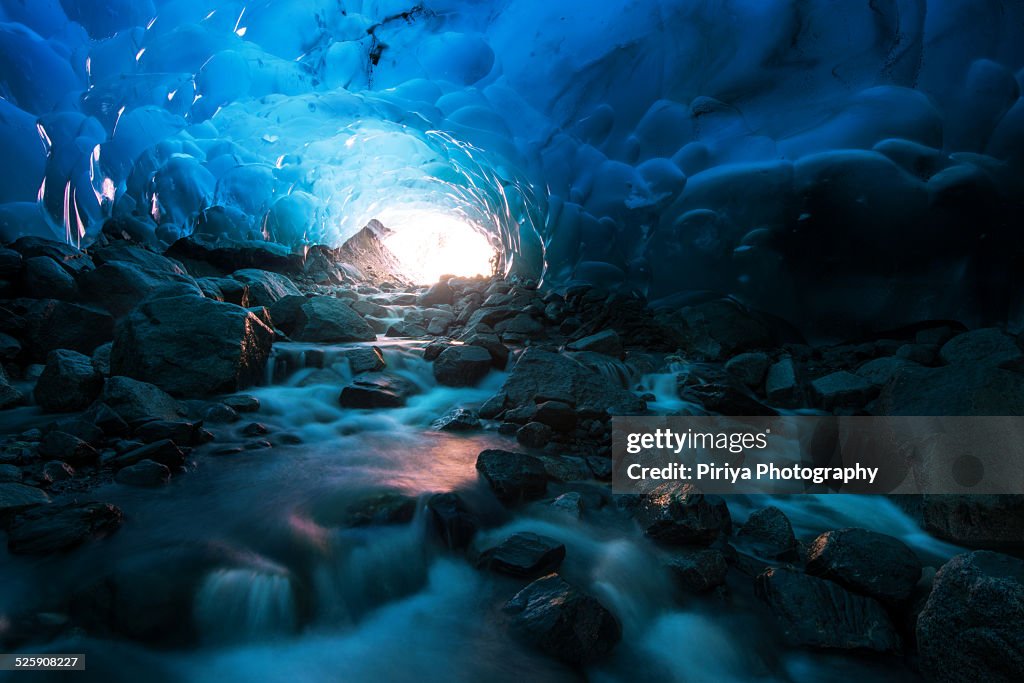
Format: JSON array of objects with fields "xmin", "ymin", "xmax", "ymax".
[{"xmin": 0, "ymin": 1, "xmax": 1023, "ymax": 682}]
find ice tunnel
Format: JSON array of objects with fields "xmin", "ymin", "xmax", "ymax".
[{"xmin": 1, "ymin": 0, "xmax": 1023, "ymax": 335}]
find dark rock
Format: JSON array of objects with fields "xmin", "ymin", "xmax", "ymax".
[
  {"xmin": 666, "ymin": 548, "xmax": 728, "ymax": 592},
  {"xmin": 725, "ymin": 351, "xmax": 771, "ymax": 388},
  {"xmin": 479, "ymin": 392, "xmax": 507, "ymax": 419},
  {"xmin": 314, "ymin": 490, "xmax": 418, "ymax": 528},
  {"xmin": 112, "ymin": 439, "xmax": 185, "ymax": 469},
  {"xmin": 338, "ymin": 347, "xmax": 386, "ymax": 374},
  {"xmin": 133, "ymin": 420, "xmax": 196, "ymax": 445},
  {"xmin": 349, "ymin": 299, "xmax": 390, "ymax": 318},
  {"xmin": 196, "ymin": 276, "xmax": 250, "ymax": 306},
  {"xmin": 79, "ymin": 261, "xmax": 202, "ymax": 317},
  {"xmin": 0, "ymin": 246, "xmax": 22, "ymax": 278},
  {"xmin": 503, "ymin": 574, "xmax": 621, "ymax": 664},
  {"xmin": 9, "ymin": 237, "xmax": 93, "ymax": 275},
  {"xmin": 339, "ymin": 373, "xmax": 416, "ymax": 408},
  {"xmin": 939, "ymin": 328, "xmax": 1022, "ymax": 366},
  {"xmin": 42, "ymin": 461, "xmax": 74, "ymax": 482},
  {"xmin": 240, "ymin": 422, "xmax": 268, "ymax": 436},
  {"xmin": 34, "ymin": 349, "xmax": 103, "ymax": 412},
  {"xmin": 855, "ymin": 356, "xmax": 911, "ymax": 386},
  {"xmin": 115, "ymin": 459, "xmax": 171, "ymax": 487},
  {"xmin": 551, "ymin": 492, "xmax": 584, "ymax": 517},
  {"xmin": 0, "ymin": 483, "xmax": 49, "ymax": 517},
  {"xmin": 0, "ymin": 299, "xmax": 113, "ymax": 361},
  {"xmin": 7, "ymin": 502, "xmax": 123, "ymax": 554},
  {"xmin": 222, "ymin": 394, "xmax": 260, "ymax": 413},
  {"xmin": 634, "ymin": 483, "xmax": 731, "ymax": 545},
  {"xmin": 21, "ymin": 256, "xmax": 77, "ymax": 299},
  {"xmin": 0, "ymin": 366, "xmax": 24, "ymax": 408},
  {"xmin": 919, "ymin": 495, "xmax": 1024, "ymax": 552},
  {"xmin": 895, "ymin": 343, "xmax": 938, "ymax": 365},
  {"xmin": 418, "ymin": 280, "xmax": 453, "ymax": 307},
  {"xmin": 494, "ymin": 313, "xmax": 545, "ymax": 339},
  {"xmin": 917, "ymin": 551, "xmax": 1024, "ymax": 683},
  {"xmin": 666, "ymin": 300, "xmax": 777, "ymax": 360},
  {"xmin": 83, "ymin": 401, "xmax": 130, "ymax": 436},
  {"xmin": 476, "ymin": 532, "xmax": 566, "ymax": 577},
  {"xmin": 426, "ymin": 492, "xmax": 478, "ymax": 549},
  {"xmin": 516, "ymin": 422, "xmax": 552, "ymax": 449},
  {"xmin": 37, "ymin": 431, "xmax": 98, "ymax": 465},
  {"xmin": 91, "ymin": 243, "xmax": 187, "ymax": 274},
  {"xmin": 765, "ymin": 356, "xmax": 801, "ymax": 406},
  {"xmin": 46, "ymin": 417, "xmax": 103, "ymax": 444},
  {"xmin": 270, "ymin": 296, "xmax": 376, "ymax": 342},
  {"xmin": 538, "ymin": 455, "xmax": 592, "ymax": 482},
  {"xmin": 202, "ymin": 403, "xmax": 239, "ymax": 423},
  {"xmin": 533, "ymin": 401, "xmax": 577, "ymax": 432},
  {"xmin": 110, "ymin": 295, "xmax": 274, "ymax": 396},
  {"xmin": 876, "ymin": 364, "xmax": 1024, "ymax": 415},
  {"xmin": 499, "ymin": 348, "xmax": 645, "ymax": 416},
  {"xmin": 385, "ymin": 321, "xmax": 428, "ymax": 338},
  {"xmin": 737, "ymin": 506, "xmax": 798, "ymax": 560},
  {"xmin": 0, "ymin": 464, "xmax": 20, "ymax": 482},
  {"xmin": 810, "ymin": 371, "xmax": 877, "ymax": 410},
  {"xmin": 431, "ymin": 408, "xmax": 480, "ymax": 431},
  {"xmin": 805, "ymin": 528, "xmax": 921, "ymax": 603},
  {"xmin": 476, "ymin": 449, "xmax": 547, "ymax": 504},
  {"xmin": 96, "ymin": 375, "xmax": 183, "ymax": 422},
  {"xmin": 567, "ymin": 329, "xmax": 623, "ymax": 357},
  {"xmin": 756, "ymin": 567, "xmax": 899, "ymax": 652},
  {"xmin": 433, "ymin": 345, "xmax": 492, "ymax": 387},
  {"xmin": 462, "ymin": 332, "xmax": 509, "ymax": 369},
  {"xmin": 423, "ymin": 339, "xmax": 451, "ymax": 362},
  {"xmin": 587, "ymin": 456, "xmax": 613, "ymax": 481},
  {"xmin": 229, "ymin": 269, "xmax": 301, "ymax": 307},
  {"xmin": 0, "ymin": 331, "xmax": 21, "ymax": 359},
  {"xmin": 92, "ymin": 341, "xmax": 112, "ymax": 375}
]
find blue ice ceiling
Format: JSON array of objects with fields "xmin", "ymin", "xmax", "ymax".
[{"xmin": 1, "ymin": 0, "xmax": 1023, "ymax": 332}]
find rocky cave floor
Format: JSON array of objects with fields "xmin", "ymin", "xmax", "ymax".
[{"xmin": 0, "ymin": 227, "xmax": 1022, "ymax": 681}]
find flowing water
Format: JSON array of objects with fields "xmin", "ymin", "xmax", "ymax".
[{"xmin": 0, "ymin": 341, "xmax": 959, "ymax": 682}]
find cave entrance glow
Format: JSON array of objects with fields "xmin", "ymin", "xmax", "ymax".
[{"xmin": 378, "ymin": 210, "xmax": 498, "ymax": 284}]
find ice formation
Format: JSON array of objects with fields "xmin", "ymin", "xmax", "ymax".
[{"xmin": 1, "ymin": 0, "xmax": 1022, "ymax": 333}]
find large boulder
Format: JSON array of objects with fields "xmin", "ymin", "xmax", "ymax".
[
  {"xmin": 633, "ymin": 483, "xmax": 731, "ymax": 545},
  {"xmin": 917, "ymin": 551, "xmax": 1024, "ymax": 683},
  {"xmin": 498, "ymin": 348, "xmax": 645, "ymax": 416},
  {"xmin": 805, "ymin": 528, "xmax": 921, "ymax": 603},
  {"xmin": 21, "ymin": 256, "xmax": 78, "ymax": 300},
  {"xmin": 756, "ymin": 567, "xmax": 900, "ymax": 652},
  {"xmin": 269, "ymin": 296, "xmax": 375, "ymax": 342},
  {"xmin": 79, "ymin": 262, "xmax": 201, "ymax": 317},
  {"xmin": 93, "ymin": 376, "xmax": 183, "ymax": 423},
  {"xmin": 433, "ymin": 345, "xmax": 492, "ymax": 387},
  {"xmin": 110, "ymin": 296, "xmax": 274, "ymax": 396},
  {"xmin": 566, "ymin": 329, "xmax": 623, "ymax": 357},
  {"xmin": 7, "ymin": 502, "xmax": 123, "ymax": 554},
  {"xmin": 918, "ymin": 495, "xmax": 1024, "ymax": 552},
  {"xmin": 503, "ymin": 574, "xmax": 621, "ymax": 664},
  {"xmin": 0, "ymin": 299, "xmax": 113, "ymax": 361},
  {"xmin": 939, "ymin": 328, "xmax": 1022, "ymax": 366},
  {"xmin": 34, "ymin": 349, "xmax": 103, "ymax": 412},
  {"xmin": 338, "ymin": 373, "xmax": 416, "ymax": 408},
  {"xmin": 229, "ymin": 269, "xmax": 301, "ymax": 307},
  {"xmin": 476, "ymin": 449, "xmax": 547, "ymax": 504},
  {"xmin": 9, "ymin": 237, "xmax": 93, "ymax": 275}
]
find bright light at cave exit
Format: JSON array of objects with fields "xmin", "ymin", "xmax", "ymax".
[{"xmin": 378, "ymin": 210, "xmax": 497, "ymax": 284}]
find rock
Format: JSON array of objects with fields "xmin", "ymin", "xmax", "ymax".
[
  {"xmin": 0, "ymin": 246, "xmax": 23, "ymax": 278},
  {"xmin": 229, "ymin": 269, "xmax": 301, "ymax": 307},
  {"xmin": 82, "ymin": 402, "xmax": 130, "ymax": 436},
  {"xmin": 337, "ymin": 346, "xmax": 385, "ymax": 374},
  {"xmin": 567, "ymin": 330, "xmax": 623, "ymax": 357},
  {"xmin": 166, "ymin": 235, "xmax": 302, "ymax": 274},
  {"xmin": 666, "ymin": 548, "xmax": 728, "ymax": 592},
  {"xmin": 918, "ymin": 495, "xmax": 1024, "ymax": 552},
  {"xmin": 499, "ymin": 348, "xmax": 645, "ymax": 416},
  {"xmin": 42, "ymin": 461, "xmax": 74, "ymax": 482},
  {"xmin": 516, "ymin": 421, "xmax": 552, "ymax": 449},
  {"xmin": 33, "ymin": 349, "xmax": 103, "ymax": 412},
  {"xmin": 196, "ymin": 276, "xmax": 250, "ymax": 306},
  {"xmin": 270, "ymin": 296, "xmax": 376, "ymax": 342},
  {"xmin": 479, "ymin": 393, "xmax": 507, "ymax": 419},
  {"xmin": 476, "ymin": 532, "xmax": 566, "ymax": 578},
  {"xmin": 805, "ymin": 528, "xmax": 921, "ymax": 604},
  {"xmin": 0, "ymin": 464, "xmax": 21, "ymax": 482},
  {"xmin": 349, "ymin": 299, "xmax": 390, "ymax": 318},
  {"xmin": 431, "ymin": 408, "xmax": 480, "ymax": 431},
  {"xmin": 47, "ymin": 417, "xmax": 102, "ymax": 444},
  {"xmin": 313, "ymin": 490, "xmax": 417, "ymax": 528},
  {"xmin": 737, "ymin": 506, "xmax": 798, "ymax": 560},
  {"xmin": 0, "ymin": 331, "xmax": 21, "ymax": 359},
  {"xmin": 95, "ymin": 376, "xmax": 182, "ymax": 422},
  {"xmin": 495, "ymin": 313, "xmax": 545, "ymax": 339},
  {"xmin": 202, "ymin": 403, "xmax": 239, "ymax": 423},
  {"xmin": 587, "ymin": 456, "xmax": 613, "ymax": 481},
  {"xmin": 551, "ymin": 492, "xmax": 584, "ymax": 518},
  {"xmin": 682, "ymin": 383, "xmax": 778, "ymax": 416},
  {"xmin": 426, "ymin": 492, "xmax": 478, "ymax": 550},
  {"xmin": 810, "ymin": 371, "xmax": 877, "ymax": 410},
  {"xmin": 765, "ymin": 356, "xmax": 801, "ymax": 405},
  {"xmin": 418, "ymin": 280, "xmax": 453, "ymax": 307},
  {"xmin": 0, "ymin": 299, "xmax": 113, "ymax": 361},
  {"xmin": 332, "ymin": 220, "xmax": 413, "ymax": 287},
  {"xmin": 940, "ymin": 328, "xmax": 1022, "ymax": 366},
  {"xmin": 113, "ymin": 439, "xmax": 185, "ymax": 469},
  {"xmin": 92, "ymin": 342, "xmax": 113, "ymax": 375},
  {"xmin": 725, "ymin": 351, "xmax": 771, "ymax": 388},
  {"xmin": 110, "ymin": 295, "xmax": 274, "ymax": 396},
  {"xmin": 476, "ymin": 449, "xmax": 547, "ymax": 504},
  {"xmin": 9, "ymin": 237, "xmax": 93, "ymax": 275},
  {"xmin": 855, "ymin": 356, "xmax": 911, "ymax": 385},
  {"xmin": 7, "ymin": 502, "xmax": 123, "ymax": 554},
  {"xmin": 895, "ymin": 343, "xmax": 938, "ymax": 365},
  {"xmin": 755, "ymin": 567, "xmax": 899, "ymax": 652},
  {"xmin": 0, "ymin": 366, "xmax": 24, "ymax": 408},
  {"xmin": 91, "ymin": 243, "xmax": 187, "ymax": 275},
  {"xmin": 79, "ymin": 262, "xmax": 202, "ymax": 317},
  {"xmin": 133, "ymin": 420, "xmax": 196, "ymax": 445},
  {"xmin": 21, "ymin": 256, "xmax": 77, "ymax": 299},
  {"xmin": 423, "ymin": 339, "xmax": 451, "ymax": 362},
  {"xmin": 0, "ymin": 483, "xmax": 50, "ymax": 517},
  {"xmin": 426, "ymin": 312, "xmax": 453, "ymax": 335},
  {"xmin": 538, "ymin": 456, "xmax": 592, "ymax": 482},
  {"xmin": 37, "ymin": 431, "xmax": 98, "ymax": 465},
  {"xmin": 533, "ymin": 401, "xmax": 577, "ymax": 432},
  {"xmin": 462, "ymin": 332, "xmax": 510, "ymax": 369},
  {"xmin": 667, "ymin": 300, "xmax": 776, "ymax": 360},
  {"xmin": 222, "ymin": 394, "xmax": 260, "ymax": 413},
  {"xmin": 385, "ymin": 321, "xmax": 428, "ymax": 338},
  {"xmin": 433, "ymin": 345, "xmax": 492, "ymax": 387},
  {"xmin": 338, "ymin": 373, "xmax": 416, "ymax": 408},
  {"xmin": 876, "ymin": 364, "xmax": 1024, "ymax": 415},
  {"xmin": 917, "ymin": 551, "xmax": 1024, "ymax": 683},
  {"xmin": 634, "ymin": 483, "xmax": 731, "ymax": 545},
  {"xmin": 503, "ymin": 574, "xmax": 621, "ymax": 664},
  {"xmin": 115, "ymin": 459, "xmax": 172, "ymax": 487}
]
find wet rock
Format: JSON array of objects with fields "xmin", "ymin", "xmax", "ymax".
[
  {"xmin": 133, "ymin": 420, "xmax": 196, "ymax": 445},
  {"xmin": 479, "ymin": 392, "xmax": 507, "ymax": 420},
  {"xmin": 516, "ymin": 421, "xmax": 552, "ymax": 449},
  {"xmin": 918, "ymin": 495, "xmax": 1024, "ymax": 552},
  {"xmin": 316, "ymin": 490, "xmax": 418, "ymax": 528},
  {"xmin": 538, "ymin": 456, "xmax": 592, "ymax": 483},
  {"xmin": 385, "ymin": 321, "xmax": 428, "ymax": 338},
  {"xmin": 476, "ymin": 449, "xmax": 547, "ymax": 504},
  {"xmin": 476, "ymin": 532, "xmax": 566, "ymax": 578},
  {"xmin": 339, "ymin": 373, "xmax": 416, "ymax": 408},
  {"xmin": 462, "ymin": 333, "xmax": 510, "ymax": 369},
  {"xmin": 634, "ymin": 483, "xmax": 731, "ymax": 546},
  {"xmin": 533, "ymin": 400, "xmax": 576, "ymax": 432},
  {"xmin": 725, "ymin": 351, "xmax": 771, "ymax": 388},
  {"xmin": 666, "ymin": 548, "xmax": 728, "ymax": 593},
  {"xmin": 736, "ymin": 506, "xmax": 798, "ymax": 560},
  {"xmin": 0, "ymin": 366, "xmax": 24, "ymax": 408},
  {"xmin": 0, "ymin": 483, "xmax": 50, "ymax": 517},
  {"xmin": 499, "ymin": 348, "xmax": 645, "ymax": 416},
  {"xmin": 21, "ymin": 255, "xmax": 77, "ymax": 300},
  {"xmin": 111, "ymin": 295, "xmax": 274, "ymax": 396},
  {"xmin": 115, "ymin": 459, "xmax": 171, "ymax": 487},
  {"xmin": 9, "ymin": 237, "xmax": 93, "ymax": 275},
  {"xmin": 79, "ymin": 262, "xmax": 202, "ymax": 317},
  {"xmin": 423, "ymin": 339, "xmax": 451, "ymax": 362},
  {"xmin": 95, "ymin": 376, "xmax": 182, "ymax": 423},
  {"xmin": 229, "ymin": 269, "xmax": 301, "ymax": 307},
  {"xmin": 756, "ymin": 567, "xmax": 900, "ymax": 652},
  {"xmin": 270, "ymin": 295, "xmax": 376, "ymax": 343},
  {"xmin": 765, "ymin": 356, "xmax": 801, "ymax": 405},
  {"xmin": 82, "ymin": 402, "xmax": 130, "ymax": 436},
  {"xmin": 37, "ymin": 431, "xmax": 98, "ymax": 465},
  {"xmin": 587, "ymin": 456, "xmax": 613, "ymax": 481},
  {"xmin": 42, "ymin": 461, "xmax": 74, "ymax": 482},
  {"xmin": 810, "ymin": 371, "xmax": 877, "ymax": 410},
  {"xmin": 7, "ymin": 502, "xmax": 123, "ymax": 554},
  {"xmin": 112, "ymin": 439, "xmax": 185, "ymax": 469},
  {"xmin": 433, "ymin": 345, "xmax": 492, "ymax": 387},
  {"xmin": 222, "ymin": 394, "xmax": 260, "ymax": 413},
  {"xmin": 917, "ymin": 551, "xmax": 1024, "ymax": 683},
  {"xmin": 805, "ymin": 528, "xmax": 921, "ymax": 603},
  {"xmin": 567, "ymin": 329, "xmax": 623, "ymax": 357},
  {"xmin": 337, "ymin": 347, "xmax": 386, "ymax": 374},
  {"xmin": 431, "ymin": 408, "xmax": 480, "ymax": 432},
  {"xmin": 202, "ymin": 403, "xmax": 239, "ymax": 423},
  {"xmin": 0, "ymin": 299, "xmax": 114, "ymax": 361},
  {"xmin": 34, "ymin": 349, "xmax": 103, "ymax": 412},
  {"xmin": 349, "ymin": 299, "xmax": 389, "ymax": 318},
  {"xmin": 939, "ymin": 328, "xmax": 1022, "ymax": 367},
  {"xmin": 426, "ymin": 312, "xmax": 453, "ymax": 335},
  {"xmin": 418, "ymin": 280, "xmax": 453, "ymax": 307},
  {"xmin": 551, "ymin": 492, "xmax": 584, "ymax": 517},
  {"xmin": 503, "ymin": 574, "xmax": 621, "ymax": 664},
  {"xmin": 426, "ymin": 492, "xmax": 478, "ymax": 550}
]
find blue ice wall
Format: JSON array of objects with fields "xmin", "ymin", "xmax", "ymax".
[{"xmin": 1, "ymin": 0, "xmax": 1023, "ymax": 332}]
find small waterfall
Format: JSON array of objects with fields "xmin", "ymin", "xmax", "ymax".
[{"xmin": 194, "ymin": 567, "xmax": 299, "ymax": 643}]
